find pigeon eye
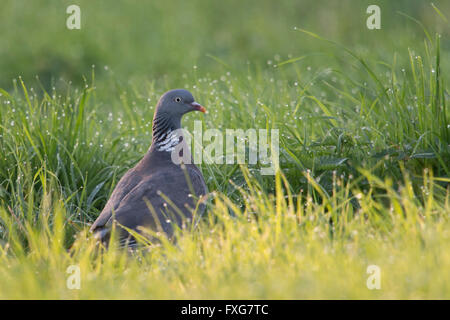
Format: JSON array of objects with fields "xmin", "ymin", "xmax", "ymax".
[{"xmin": 174, "ymin": 97, "xmax": 182, "ymax": 103}]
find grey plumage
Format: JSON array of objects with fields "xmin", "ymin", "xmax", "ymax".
[{"xmin": 90, "ymin": 89, "xmax": 208, "ymax": 245}]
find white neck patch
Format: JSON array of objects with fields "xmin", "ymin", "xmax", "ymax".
[{"xmin": 156, "ymin": 130, "xmax": 180, "ymax": 152}]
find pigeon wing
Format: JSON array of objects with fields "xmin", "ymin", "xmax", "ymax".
[
  {"xmin": 89, "ymin": 168, "xmax": 141, "ymax": 232},
  {"xmin": 91, "ymin": 167, "xmax": 207, "ymax": 243}
]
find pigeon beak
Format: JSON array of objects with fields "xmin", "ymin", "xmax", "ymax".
[{"xmin": 190, "ymin": 102, "xmax": 206, "ymax": 113}]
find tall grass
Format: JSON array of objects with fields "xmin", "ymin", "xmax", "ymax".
[
  {"xmin": 0, "ymin": 1, "xmax": 449, "ymax": 299},
  {"xmin": 0, "ymin": 166, "xmax": 448, "ymax": 299}
]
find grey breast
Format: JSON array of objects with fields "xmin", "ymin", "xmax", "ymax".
[{"xmin": 90, "ymin": 163, "xmax": 207, "ymax": 244}]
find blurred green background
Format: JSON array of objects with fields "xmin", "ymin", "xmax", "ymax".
[
  {"xmin": 0, "ymin": 0, "xmax": 449, "ymax": 299},
  {"xmin": 1, "ymin": 0, "xmax": 449, "ymax": 89}
]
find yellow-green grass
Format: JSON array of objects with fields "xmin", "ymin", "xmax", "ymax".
[
  {"xmin": 0, "ymin": 168, "xmax": 448, "ymax": 299},
  {"xmin": 0, "ymin": 0, "xmax": 449, "ymax": 299}
]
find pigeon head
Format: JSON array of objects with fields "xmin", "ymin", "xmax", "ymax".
[
  {"xmin": 151, "ymin": 89, "xmax": 205, "ymax": 148},
  {"xmin": 155, "ymin": 89, "xmax": 206, "ymax": 117}
]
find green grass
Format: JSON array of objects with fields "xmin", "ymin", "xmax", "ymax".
[
  {"xmin": 0, "ymin": 168, "xmax": 449, "ymax": 299},
  {"xmin": 0, "ymin": 0, "xmax": 449, "ymax": 299}
]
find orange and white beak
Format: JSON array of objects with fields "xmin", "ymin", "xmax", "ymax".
[{"xmin": 190, "ymin": 101, "xmax": 206, "ymax": 113}]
